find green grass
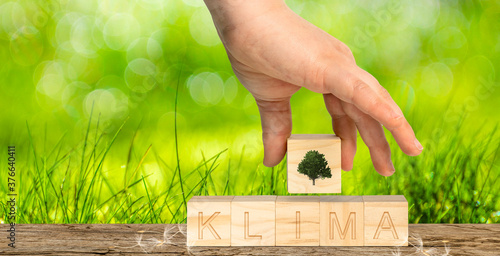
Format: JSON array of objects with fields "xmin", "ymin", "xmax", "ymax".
[{"xmin": 0, "ymin": 105, "xmax": 499, "ymax": 224}]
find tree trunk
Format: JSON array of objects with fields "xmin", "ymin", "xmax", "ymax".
[{"xmin": 312, "ymin": 179, "xmax": 315, "ymax": 185}]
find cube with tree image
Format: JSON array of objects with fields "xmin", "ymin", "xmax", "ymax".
[{"xmin": 287, "ymin": 134, "xmax": 341, "ymax": 193}]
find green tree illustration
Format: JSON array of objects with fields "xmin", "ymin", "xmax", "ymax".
[{"xmin": 297, "ymin": 150, "xmax": 332, "ymax": 185}]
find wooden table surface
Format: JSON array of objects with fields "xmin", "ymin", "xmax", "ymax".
[{"xmin": 1, "ymin": 224, "xmax": 499, "ymax": 255}]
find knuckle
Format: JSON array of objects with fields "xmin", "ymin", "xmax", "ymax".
[
  {"xmin": 365, "ymin": 95, "xmax": 382, "ymax": 113},
  {"xmin": 255, "ymin": 98, "xmax": 290, "ymax": 112},
  {"xmin": 331, "ymin": 112, "xmax": 348, "ymax": 121},
  {"xmin": 341, "ymin": 103, "xmax": 363, "ymax": 122},
  {"xmin": 352, "ymin": 78, "xmax": 368, "ymax": 92},
  {"xmin": 338, "ymin": 43, "xmax": 355, "ymax": 62},
  {"xmin": 350, "ymin": 78, "xmax": 371, "ymax": 102},
  {"xmin": 366, "ymin": 137, "xmax": 390, "ymax": 152},
  {"xmin": 255, "ymin": 99, "xmax": 293, "ymax": 136},
  {"xmin": 379, "ymin": 86, "xmax": 389, "ymax": 94},
  {"xmin": 306, "ymin": 62, "xmax": 328, "ymax": 93},
  {"xmin": 387, "ymin": 114, "xmax": 405, "ymax": 130},
  {"xmin": 263, "ymin": 122, "xmax": 292, "ymax": 137},
  {"xmin": 378, "ymin": 86, "xmax": 392, "ymax": 100}
]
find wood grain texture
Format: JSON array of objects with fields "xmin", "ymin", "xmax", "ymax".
[
  {"xmin": 1, "ymin": 224, "xmax": 499, "ymax": 255},
  {"xmin": 230, "ymin": 196, "xmax": 277, "ymax": 246},
  {"xmin": 275, "ymin": 196, "xmax": 320, "ymax": 246},
  {"xmin": 187, "ymin": 196, "xmax": 233, "ymax": 246},
  {"xmin": 320, "ymin": 196, "xmax": 364, "ymax": 246},
  {"xmin": 363, "ymin": 195, "xmax": 408, "ymax": 246},
  {"xmin": 287, "ymin": 134, "xmax": 341, "ymax": 194}
]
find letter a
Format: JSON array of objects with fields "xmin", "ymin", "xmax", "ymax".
[
  {"xmin": 373, "ymin": 212, "xmax": 399, "ymax": 239},
  {"xmin": 198, "ymin": 212, "xmax": 221, "ymax": 239}
]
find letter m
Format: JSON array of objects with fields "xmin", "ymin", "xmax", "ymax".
[{"xmin": 329, "ymin": 212, "xmax": 356, "ymax": 240}]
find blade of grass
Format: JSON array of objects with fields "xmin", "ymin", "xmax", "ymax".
[
  {"xmin": 173, "ymin": 57, "xmax": 187, "ymax": 220},
  {"xmin": 79, "ymin": 117, "xmax": 129, "ymax": 222},
  {"xmin": 141, "ymin": 175, "xmax": 158, "ymax": 223}
]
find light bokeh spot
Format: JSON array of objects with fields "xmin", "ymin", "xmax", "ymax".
[
  {"xmin": 409, "ymin": 0, "xmax": 440, "ymax": 29},
  {"xmin": 125, "ymin": 58, "xmax": 157, "ymax": 93},
  {"xmin": 35, "ymin": 61, "xmax": 69, "ymax": 102},
  {"xmin": 432, "ymin": 27, "xmax": 468, "ymax": 65},
  {"xmin": 224, "ymin": 76, "xmax": 239, "ymax": 104},
  {"xmin": 189, "ymin": 8, "xmax": 220, "ymax": 47},
  {"xmin": 187, "ymin": 72, "xmax": 224, "ymax": 106},
  {"xmin": 182, "ymin": 0, "xmax": 205, "ymax": 8},
  {"xmin": 62, "ymin": 81, "xmax": 92, "ymax": 118},
  {"xmin": 420, "ymin": 62, "xmax": 454, "ymax": 97},
  {"xmin": 56, "ymin": 12, "xmax": 82, "ymax": 48},
  {"xmin": 103, "ymin": 13, "xmax": 141, "ymax": 50},
  {"xmin": 71, "ymin": 16, "xmax": 98, "ymax": 56},
  {"xmin": 37, "ymin": 73, "xmax": 66, "ymax": 101},
  {"xmin": 10, "ymin": 26, "xmax": 44, "ymax": 66},
  {"xmin": 137, "ymin": 0, "xmax": 167, "ymax": 10},
  {"xmin": 127, "ymin": 37, "xmax": 163, "ymax": 62},
  {"xmin": 84, "ymin": 88, "xmax": 129, "ymax": 121},
  {"xmin": 0, "ymin": 2, "xmax": 27, "ymax": 39},
  {"xmin": 97, "ymin": 0, "xmax": 132, "ymax": 16},
  {"xmin": 379, "ymin": 32, "xmax": 421, "ymax": 74}
]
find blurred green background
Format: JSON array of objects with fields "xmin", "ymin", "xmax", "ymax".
[{"xmin": 0, "ymin": 0, "xmax": 499, "ymax": 224}]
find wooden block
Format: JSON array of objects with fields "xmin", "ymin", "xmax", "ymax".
[
  {"xmin": 319, "ymin": 196, "xmax": 364, "ymax": 246},
  {"xmin": 187, "ymin": 195, "xmax": 409, "ymax": 247},
  {"xmin": 363, "ymin": 195, "xmax": 408, "ymax": 246},
  {"xmin": 287, "ymin": 134, "xmax": 341, "ymax": 193},
  {"xmin": 275, "ymin": 196, "xmax": 320, "ymax": 246},
  {"xmin": 187, "ymin": 196, "xmax": 233, "ymax": 246},
  {"xmin": 231, "ymin": 196, "xmax": 277, "ymax": 246}
]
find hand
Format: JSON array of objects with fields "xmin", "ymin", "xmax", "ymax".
[{"xmin": 204, "ymin": 0, "xmax": 423, "ymax": 176}]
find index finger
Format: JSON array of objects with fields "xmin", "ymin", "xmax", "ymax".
[{"xmin": 322, "ymin": 65, "xmax": 423, "ymax": 156}]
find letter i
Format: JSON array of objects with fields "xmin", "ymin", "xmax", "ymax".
[{"xmin": 296, "ymin": 211, "xmax": 300, "ymax": 239}]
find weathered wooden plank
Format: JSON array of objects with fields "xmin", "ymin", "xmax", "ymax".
[{"xmin": 0, "ymin": 224, "xmax": 499, "ymax": 255}]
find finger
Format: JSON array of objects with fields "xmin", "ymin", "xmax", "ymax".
[
  {"xmin": 322, "ymin": 65, "xmax": 423, "ymax": 156},
  {"xmin": 354, "ymin": 68, "xmax": 423, "ymax": 156},
  {"xmin": 341, "ymin": 101, "xmax": 395, "ymax": 176},
  {"xmin": 323, "ymin": 93, "xmax": 357, "ymax": 171},
  {"xmin": 255, "ymin": 97, "xmax": 293, "ymax": 167}
]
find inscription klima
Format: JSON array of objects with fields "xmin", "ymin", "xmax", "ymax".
[
  {"xmin": 197, "ymin": 211, "xmax": 399, "ymax": 240},
  {"xmin": 188, "ymin": 195, "xmax": 408, "ymax": 246}
]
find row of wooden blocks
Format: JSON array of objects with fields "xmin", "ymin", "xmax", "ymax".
[{"xmin": 187, "ymin": 195, "xmax": 408, "ymax": 247}]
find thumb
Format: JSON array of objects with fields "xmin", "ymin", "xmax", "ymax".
[{"xmin": 255, "ymin": 98, "xmax": 293, "ymax": 167}]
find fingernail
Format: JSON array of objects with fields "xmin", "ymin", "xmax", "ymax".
[
  {"xmin": 414, "ymin": 138, "xmax": 423, "ymax": 150},
  {"xmin": 389, "ymin": 159, "xmax": 395, "ymax": 174}
]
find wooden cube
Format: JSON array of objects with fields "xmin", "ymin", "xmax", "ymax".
[
  {"xmin": 363, "ymin": 195, "xmax": 408, "ymax": 246},
  {"xmin": 275, "ymin": 196, "xmax": 320, "ymax": 246},
  {"xmin": 187, "ymin": 196, "xmax": 233, "ymax": 246},
  {"xmin": 319, "ymin": 196, "xmax": 364, "ymax": 246},
  {"xmin": 231, "ymin": 196, "xmax": 277, "ymax": 246},
  {"xmin": 287, "ymin": 134, "xmax": 341, "ymax": 193}
]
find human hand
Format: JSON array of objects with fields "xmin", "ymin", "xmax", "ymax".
[{"xmin": 204, "ymin": 0, "xmax": 423, "ymax": 176}]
